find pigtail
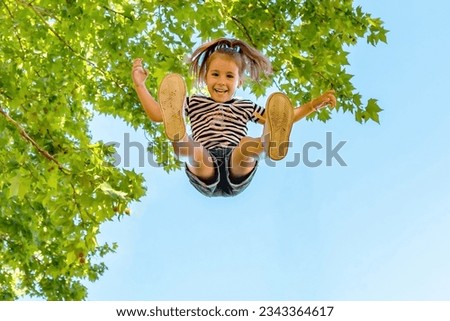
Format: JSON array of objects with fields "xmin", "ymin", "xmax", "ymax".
[
  {"xmin": 189, "ymin": 38, "xmax": 272, "ymax": 85},
  {"xmin": 189, "ymin": 39, "xmax": 221, "ymax": 83},
  {"xmin": 230, "ymin": 39, "xmax": 272, "ymax": 80}
]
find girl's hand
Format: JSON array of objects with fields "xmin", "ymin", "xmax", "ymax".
[
  {"xmin": 312, "ymin": 90, "xmax": 337, "ymax": 111},
  {"xmin": 132, "ymin": 58, "xmax": 148, "ymax": 87}
]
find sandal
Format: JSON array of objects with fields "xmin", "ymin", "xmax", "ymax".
[
  {"xmin": 158, "ymin": 73, "xmax": 187, "ymax": 141},
  {"xmin": 263, "ymin": 92, "xmax": 294, "ymax": 161}
]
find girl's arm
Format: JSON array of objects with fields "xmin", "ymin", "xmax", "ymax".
[
  {"xmin": 293, "ymin": 90, "xmax": 336, "ymax": 123},
  {"xmin": 132, "ymin": 58, "xmax": 163, "ymax": 122}
]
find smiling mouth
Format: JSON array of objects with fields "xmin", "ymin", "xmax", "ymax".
[{"xmin": 214, "ymin": 89, "xmax": 228, "ymax": 94}]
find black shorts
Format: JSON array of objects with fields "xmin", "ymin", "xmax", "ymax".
[{"xmin": 185, "ymin": 147, "xmax": 258, "ymax": 197}]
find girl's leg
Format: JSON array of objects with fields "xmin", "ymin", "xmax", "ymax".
[
  {"xmin": 173, "ymin": 135, "xmax": 215, "ymax": 181},
  {"xmin": 229, "ymin": 92, "xmax": 294, "ymax": 179},
  {"xmin": 230, "ymin": 136, "xmax": 263, "ymax": 178}
]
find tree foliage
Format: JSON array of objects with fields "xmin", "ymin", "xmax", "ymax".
[{"xmin": 0, "ymin": 0, "xmax": 387, "ymax": 300}]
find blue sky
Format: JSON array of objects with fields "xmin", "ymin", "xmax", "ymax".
[{"xmin": 87, "ymin": 0, "xmax": 450, "ymax": 300}]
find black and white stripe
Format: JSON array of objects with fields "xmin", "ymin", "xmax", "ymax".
[{"xmin": 185, "ymin": 94, "xmax": 265, "ymax": 150}]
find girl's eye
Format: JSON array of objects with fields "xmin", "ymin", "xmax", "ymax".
[
  {"xmin": 212, "ymin": 72, "xmax": 219, "ymax": 77},
  {"xmin": 227, "ymin": 74, "xmax": 234, "ymax": 79}
]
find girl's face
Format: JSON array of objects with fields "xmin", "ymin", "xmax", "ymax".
[{"xmin": 205, "ymin": 54, "xmax": 243, "ymax": 103}]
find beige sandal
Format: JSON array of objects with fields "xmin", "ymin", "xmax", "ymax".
[
  {"xmin": 264, "ymin": 92, "xmax": 294, "ymax": 161},
  {"xmin": 158, "ymin": 74, "xmax": 186, "ymax": 141}
]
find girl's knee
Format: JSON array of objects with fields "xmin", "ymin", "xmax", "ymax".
[{"xmin": 238, "ymin": 137, "xmax": 263, "ymax": 158}]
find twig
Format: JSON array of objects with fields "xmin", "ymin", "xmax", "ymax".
[
  {"xmin": 70, "ymin": 182, "xmax": 100, "ymax": 224},
  {"xmin": 101, "ymin": 5, "xmax": 133, "ymax": 21},
  {"xmin": 0, "ymin": 91, "xmax": 13, "ymax": 101},
  {"xmin": 231, "ymin": 16, "xmax": 258, "ymax": 49},
  {"xmin": 2, "ymin": 0, "xmax": 27, "ymax": 56},
  {"xmin": 0, "ymin": 107, "xmax": 70, "ymax": 173}
]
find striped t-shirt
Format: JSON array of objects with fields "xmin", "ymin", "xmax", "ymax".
[{"xmin": 185, "ymin": 94, "xmax": 265, "ymax": 150}]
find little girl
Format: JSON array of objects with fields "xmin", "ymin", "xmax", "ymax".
[{"xmin": 132, "ymin": 38, "xmax": 336, "ymax": 197}]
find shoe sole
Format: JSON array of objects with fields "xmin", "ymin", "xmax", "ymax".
[
  {"xmin": 264, "ymin": 92, "xmax": 294, "ymax": 161},
  {"xmin": 158, "ymin": 73, "xmax": 186, "ymax": 141}
]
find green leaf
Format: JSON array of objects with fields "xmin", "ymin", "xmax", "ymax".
[
  {"xmin": 8, "ymin": 175, "xmax": 30, "ymax": 200},
  {"xmin": 96, "ymin": 182, "xmax": 128, "ymax": 199},
  {"xmin": 366, "ymin": 98, "xmax": 383, "ymax": 124}
]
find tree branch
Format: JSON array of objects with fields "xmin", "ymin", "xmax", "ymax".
[
  {"xmin": 0, "ymin": 107, "xmax": 70, "ymax": 173},
  {"xmin": 101, "ymin": 5, "xmax": 134, "ymax": 21},
  {"xmin": 231, "ymin": 16, "xmax": 258, "ymax": 48},
  {"xmin": 2, "ymin": 0, "xmax": 27, "ymax": 56}
]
